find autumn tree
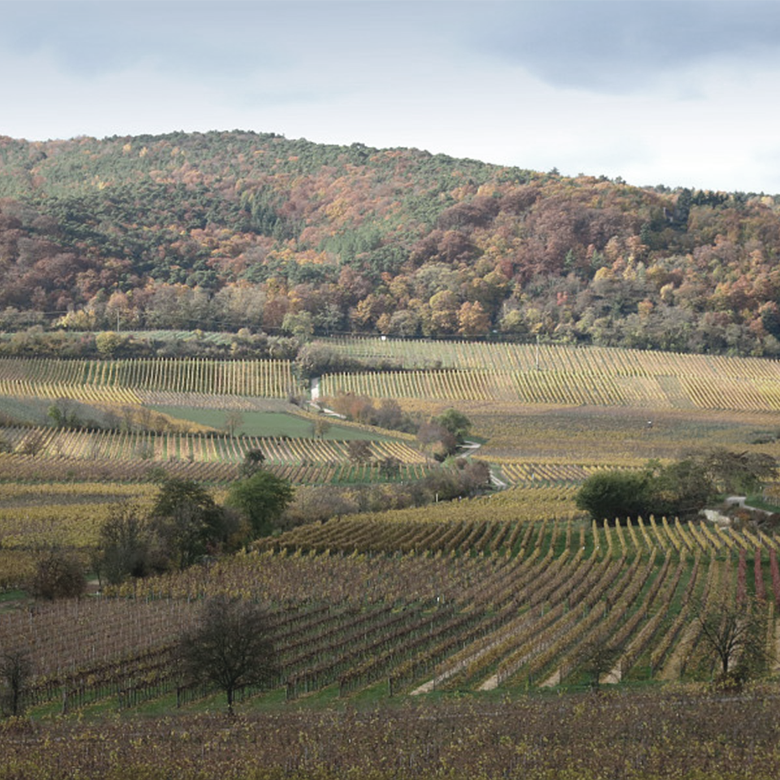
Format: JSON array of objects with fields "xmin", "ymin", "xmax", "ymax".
[
  {"xmin": 417, "ymin": 420, "xmax": 457, "ymax": 461},
  {"xmin": 347, "ymin": 439, "xmax": 373, "ymax": 464},
  {"xmin": 458, "ymin": 301, "xmax": 491, "ymax": 338},
  {"xmin": 576, "ymin": 471, "xmax": 653, "ymax": 524},
  {"xmin": 95, "ymin": 330, "xmax": 127, "ymax": 357},
  {"xmin": 224, "ymin": 411, "xmax": 244, "ymax": 437},
  {"xmin": 436, "ymin": 408, "xmax": 472, "ymax": 445},
  {"xmin": 92, "ymin": 502, "xmax": 153, "ymax": 585},
  {"xmin": 313, "ymin": 416, "xmax": 331, "ymax": 439},
  {"xmin": 428, "ymin": 290, "xmax": 460, "ymax": 335},
  {"xmin": 149, "ymin": 477, "xmax": 232, "ymax": 568},
  {"xmin": 239, "ymin": 448, "xmax": 266, "ymax": 478}
]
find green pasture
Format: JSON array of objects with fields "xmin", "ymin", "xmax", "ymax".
[{"xmin": 150, "ymin": 406, "xmax": 385, "ymax": 441}]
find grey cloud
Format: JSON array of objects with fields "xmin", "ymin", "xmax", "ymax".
[
  {"xmin": 0, "ymin": 1, "xmax": 305, "ymax": 78},
  {"xmin": 467, "ymin": 1, "xmax": 780, "ymax": 93},
  {"xmin": 0, "ymin": 1, "xmax": 441, "ymax": 79}
]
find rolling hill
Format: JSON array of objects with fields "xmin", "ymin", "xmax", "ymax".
[{"xmin": 1, "ymin": 130, "xmax": 779, "ymax": 356}]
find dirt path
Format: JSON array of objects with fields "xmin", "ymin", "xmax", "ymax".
[
  {"xmin": 479, "ymin": 672, "xmax": 500, "ymax": 691},
  {"xmin": 600, "ymin": 666, "xmax": 621, "ymax": 685},
  {"xmin": 657, "ymin": 619, "xmax": 698, "ymax": 681},
  {"xmin": 460, "ymin": 440, "xmax": 508, "ymax": 489},
  {"xmin": 539, "ymin": 668, "xmax": 562, "ymax": 688}
]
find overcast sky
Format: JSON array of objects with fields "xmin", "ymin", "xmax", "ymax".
[{"xmin": 3, "ymin": 0, "xmax": 780, "ymax": 194}]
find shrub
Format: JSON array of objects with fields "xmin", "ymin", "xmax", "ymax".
[{"xmin": 28, "ymin": 549, "xmax": 86, "ymax": 600}]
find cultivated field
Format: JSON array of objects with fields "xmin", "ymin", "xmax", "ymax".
[
  {"xmin": 320, "ymin": 337, "xmax": 780, "ymax": 410},
  {"xmin": 2, "ymin": 512, "xmax": 777, "ymax": 718},
  {"xmin": 4, "ymin": 337, "xmax": 780, "ymax": 777}
]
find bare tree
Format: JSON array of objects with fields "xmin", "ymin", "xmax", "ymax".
[
  {"xmin": 176, "ymin": 597, "xmax": 279, "ymax": 715},
  {"xmin": 692, "ymin": 595, "xmax": 769, "ymax": 686},
  {"xmin": 313, "ymin": 416, "xmax": 331, "ymax": 439},
  {"xmin": 575, "ymin": 631, "xmax": 625, "ymax": 690},
  {"xmin": 0, "ymin": 648, "xmax": 32, "ymax": 717},
  {"xmin": 92, "ymin": 502, "xmax": 153, "ymax": 586},
  {"xmin": 18, "ymin": 430, "xmax": 45, "ymax": 457},
  {"xmin": 347, "ymin": 439, "xmax": 372, "ymax": 464},
  {"xmin": 224, "ymin": 411, "xmax": 244, "ymax": 437}
]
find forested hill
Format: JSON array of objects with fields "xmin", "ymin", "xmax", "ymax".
[{"xmin": 1, "ymin": 129, "xmax": 780, "ymax": 356}]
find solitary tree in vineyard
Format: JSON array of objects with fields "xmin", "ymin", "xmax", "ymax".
[
  {"xmin": 0, "ymin": 648, "xmax": 32, "ymax": 718},
  {"xmin": 176, "ymin": 596, "xmax": 278, "ymax": 715},
  {"xmin": 692, "ymin": 596, "xmax": 769, "ymax": 687}
]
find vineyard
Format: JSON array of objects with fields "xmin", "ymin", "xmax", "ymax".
[
  {"xmin": 5, "ymin": 692, "xmax": 780, "ymax": 780},
  {"xmin": 4, "ymin": 513, "xmax": 780, "ymax": 725},
  {"xmin": 0, "ymin": 356, "xmax": 301, "ymax": 398},
  {"xmin": 4, "ymin": 346, "xmax": 780, "ymax": 779},
  {"xmin": 0, "ymin": 425, "xmax": 433, "ymax": 494},
  {"xmin": 0, "ymin": 347, "xmax": 778, "ymax": 490},
  {"xmin": 319, "ymin": 337, "xmax": 780, "ymax": 412},
  {"xmin": 0, "ymin": 354, "xmax": 437, "ymax": 486},
  {"xmin": 322, "ymin": 336, "xmax": 780, "ymax": 379}
]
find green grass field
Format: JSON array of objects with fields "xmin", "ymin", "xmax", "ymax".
[{"xmin": 150, "ymin": 406, "xmax": 384, "ymax": 441}]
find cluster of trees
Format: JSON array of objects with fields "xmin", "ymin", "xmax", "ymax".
[
  {"xmin": 324, "ymin": 393, "xmax": 416, "ymax": 434},
  {"xmin": 29, "ymin": 438, "xmax": 485, "ymax": 593},
  {"xmin": 281, "ymin": 458, "xmax": 491, "ymax": 528},
  {"xmin": 92, "ymin": 470, "xmax": 293, "ymax": 586},
  {"xmin": 324, "ymin": 395, "xmax": 472, "ymax": 460},
  {"xmin": 294, "ymin": 343, "xmax": 403, "ymax": 381},
  {"xmin": 2, "ymin": 132, "xmax": 780, "ymax": 356},
  {"xmin": 576, "ymin": 449, "xmax": 778, "ymax": 524},
  {"xmin": 0, "ymin": 325, "xmax": 299, "ymax": 361}
]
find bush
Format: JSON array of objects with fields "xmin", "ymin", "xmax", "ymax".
[
  {"xmin": 225, "ymin": 470, "xmax": 295, "ymax": 537},
  {"xmin": 575, "ymin": 471, "xmax": 652, "ymax": 524},
  {"xmin": 28, "ymin": 549, "xmax": 86, "ymax": 600}
]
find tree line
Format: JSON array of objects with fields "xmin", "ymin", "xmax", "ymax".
[{"xmin": 576, "ymin": 449, "xmax": 779, "ymax": 525}]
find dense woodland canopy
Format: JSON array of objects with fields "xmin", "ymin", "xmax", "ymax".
[{"xmin": 2, "ymin": 129, "xmax": 780, "ymax": 355}]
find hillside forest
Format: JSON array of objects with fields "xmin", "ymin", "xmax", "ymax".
[{"xmin": 1, "ymin": 130, "xmax": 780, "ymax": 356}]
